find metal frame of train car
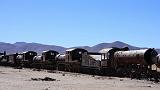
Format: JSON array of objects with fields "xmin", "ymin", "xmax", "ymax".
[
  {"xmin": 114, "ymin": 48, "xmax": 159, "ymax": 78},
  {"xmin": 20, "ymin": 51, "xmax": 37, "ymax": 68},
  {"xmin": 56, "ymin": 48, "xmax": 88, "ymax": 73},
  {"xmin": 31, "ymin": 50, "xmax": 59, "ymax": 70},
  {"xmin": 81, "ymin": 52, "xmax": 102, "ymax": 75},
  {"xmin": 6, "ymin": 53, "xmax": 22, "ymax": 67},
  {"xmin": 55, "ymin": 54, "xmax": 66, "ymax": 71},
  {"xmin": 99, "ymin": 47, "xmax": 126, "ymax": 75}
]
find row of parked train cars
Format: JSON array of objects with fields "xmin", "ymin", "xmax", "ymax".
[{"xmin": 1, "ymin": 47, "xmax": 160, "ymax": 81}]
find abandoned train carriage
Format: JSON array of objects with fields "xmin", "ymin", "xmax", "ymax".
[
  {"xmin": 56, "ymin": 48, "xmax": 88, "ymax": 72},
  {"xmin": 65, "ymin": 48, "xmax": 88, "ymax": 62},
  {"xmin": 56, "ymin": 48, "xmax": 103, "ymax": 74},
  {"xmin": 33, "ymin": 50, "xmax": 59, "ymax": 62},
  {"xmin": 0, "ymin": 47, "xmax": 160, "ymax": 81},
  {"xmin": 81, "ymin": 52, "xmax": 102, "ymax": 74},
  {"xmin": 113, "ymin": 48, "xmax": 159, "ymax": 77},
  {"xmin": 20, "ymin": 51, "xmax": 37, "ymax": 67},
  {"xmin": 99, "ymin": 47, "xmax": 129, "ymax": 75},
  {"xmin": 114, "ymin": 48, "xmax": 158, "ymax": 66},
  {"xmin": 29, "ymin": 47, "xmax": 160, "ymax": 76},
  {"xmin": 21, "ymin": 51, "xmax": 37, "ymax": 62},
  {"xmin": 32, "ymin": 50, "xmax": 59, "ymax": 69},
  {"xmin": 42, "ymin": 50, "xmax": 59, "ymax": 61},
  {"xmin": 6, "ymin": 53, "xmax": 22, "ymax": 66},
  {"xmin": 0, "ymin": 51, "xmax": 37, "ymax": 67}
]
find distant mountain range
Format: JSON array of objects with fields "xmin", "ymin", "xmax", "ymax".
[
  {"xmin": 0, "ymin": 41, "xmax": 159, "ymax": 54},
  {"xmin": 0, "ymin": 42, "xmax": 66, "ymax": 54}
]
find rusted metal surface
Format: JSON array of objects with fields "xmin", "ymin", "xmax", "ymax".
[
  {"xmin": 114, "ymin": 48, "xmax": 158, "ymax": 65},
  {"xmin": 82, "ymin": 52, "xmax": 102, "ymax": 68},
  {"xmin": 99, "ymin": 47, "xmax": 126, "ymax": 67},
  {"xmin": 42, "ymin": 50, "xmax": 59, "ymax": 61},
  {"xmin": 65, "ymin": 48, "xmax": 88, "ymax": 62},
  {"xmin": 23, "ymin": 51, "xmax": 37, "ymax": 60}
]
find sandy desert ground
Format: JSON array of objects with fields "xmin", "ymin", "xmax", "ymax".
[{"xmin": 0, "ymin": 66, "xmax": 160, "ymax": 90}]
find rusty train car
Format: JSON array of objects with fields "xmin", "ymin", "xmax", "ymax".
[
  {"xmin": 0, "ymin": 47, "xmax": 160, "ymax": 81},
  {"xmin": 56, "ymin": 48, "xmax": 88, "ymax": 72},
  {"xmin": 113, "ymin": 48, "xmax": 159, "ymax": 78},
  {"xmin": 32, "ymin": 50, "xmax": 59, "ymax": 69}
]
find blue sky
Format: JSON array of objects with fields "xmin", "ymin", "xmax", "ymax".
[{"xmin": 0, "ymin": 0, "xmax": 159, "ymax": 48}]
